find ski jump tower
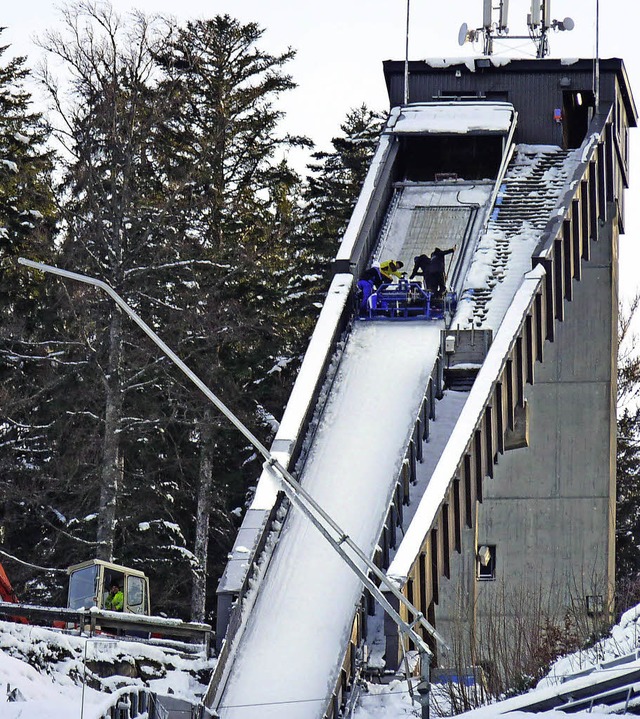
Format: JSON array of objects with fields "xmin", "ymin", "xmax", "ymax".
[
  {"xmin": 380, "ymin": 54, "xmax": 635, "ymax": 666},
  {"xmin": 210, "ymin": 13, "xmax": 637, "ymax": 719}
]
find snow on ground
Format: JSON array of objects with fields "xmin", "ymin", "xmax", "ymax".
[
  {"xmin": 4, "ymin": 601, "xmax": 640, "ymax": 719},
  {"xmin": 350, "ymin": 601, "xmax": 640, "ymax": 718},
  {"xmin": 0, "ymin": 619, "xmax": 214, "ymax": 718},
  {"xmin": 541, "ymin": 603, "xmax": 640, "ymax": 684}
]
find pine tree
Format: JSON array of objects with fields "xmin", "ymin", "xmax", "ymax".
[
  {"xmin": 1, "ymin": 11, "xmax": 387, "ymax": 621},
  {"xmin": 304, "ymin": 104, "xmax": 384, "ymax": 287},
  {"xmin": 35, "ymin": 3, "xmax": 185, "ymax": 568},
  {"xmin": 24, "ymin": 8, "xmax": 310, "ymax": 620},
  {"xmin": 0, "ymin": 34, "xmax": 56, "ymax": 314},
  {"xmin": 0, "ymin": 31, "xmax": 60, "ymax": 596},
  {"xmin": 151, "ymin": 15, "xmax": 310, "ymax": 620},
  {"xmin": 616, "ymin": 295, "xmax": 640, "ymax": 594},
  {"xmin": 616, "ymin": 407, "xmax": 640, "ymax": 583}
]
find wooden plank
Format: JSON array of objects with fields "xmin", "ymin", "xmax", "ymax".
[
  {"xmin": 474, "ymin": 429, "xmax": 484, "ymax": 502},
  {"xmin": 572, "ymin": 199, "xmax": 582, "ymax": 280},
  {"xmin": 485, "ymin": 407, "xmax": 494, "ymax": 477},
  {"xmin": 453, "ymin": 478, "xmax": 462, "ymax": 552},
  {"xmin": 581, "ymin": 179, "xmax": 591, "ymax": 260},
  {"xmin": 563, "ymin": 219, "xmax": 573, "ymax": 300},
  {"xmin": 554, "ymin": 238, "xmax": 564, "ymax": 321}
]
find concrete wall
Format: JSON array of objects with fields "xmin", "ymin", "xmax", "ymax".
[{"xmin": 435, "ymin": 213, "xmax": 618, "ymax": 665}]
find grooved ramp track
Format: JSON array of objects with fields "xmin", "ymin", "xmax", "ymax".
[{"xmin": 214, "ymin": 322, "xmax": 442, "ymax": 718}]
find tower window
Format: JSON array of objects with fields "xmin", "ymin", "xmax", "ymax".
[{"xmin": 477, "ymin": 544, "xmax": 496, "ymax": 581}]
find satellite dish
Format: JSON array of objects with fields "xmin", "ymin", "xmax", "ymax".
[
  {"xmin": 458, "ymin": 22, "xmax": 469, "ymax": 46},
  {"xmin": 562, "ymin": 16, "xmax": 575, "ymax": 31}
]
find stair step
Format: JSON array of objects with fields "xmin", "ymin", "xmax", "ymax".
[{"xmin": 464, "ymin": 146, "xmax": 573, "ymax": 327}]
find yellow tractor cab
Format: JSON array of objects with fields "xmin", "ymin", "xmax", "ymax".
[{"xmin": 67, "ymin": 559, "xmax": 150, "ymax": 615}]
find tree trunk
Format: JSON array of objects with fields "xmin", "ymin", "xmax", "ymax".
[
  {"xmin": 96, "ymin": 309, "xmax": 124, "ymax": 561},
  {"xmin": 191, "ymin": 413, "xmax": 214, "ymax": 622}
]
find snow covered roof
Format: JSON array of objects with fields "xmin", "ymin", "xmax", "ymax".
[{"xmin": 389, "ymin": 102, "xmax": 515, "ymax": 135}]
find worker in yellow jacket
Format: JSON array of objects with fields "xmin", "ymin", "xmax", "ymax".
[
  {"xmin": 106, "ymin": 583, "xmax": 124, "ymax": 611},
  {"xmin": 379, "ymin": 259, "xmax": 405, "ymax": 283}
]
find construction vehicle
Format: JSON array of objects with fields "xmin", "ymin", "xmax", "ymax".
[
  {"xmin": 0, "ymin": 563, "xmax": 19, "ymax": 604},
  {"xmin": 0, "ymin": 559, "xmax": 211, "ymax": 651},
  {"xmin": 67, "ymin": 559, "xmax": 150, "ymax": 615},
  {"xmin": 0, "ymin": 563, "xmax": 27, "ymax": 624}
]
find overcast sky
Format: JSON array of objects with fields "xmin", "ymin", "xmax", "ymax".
[{"xmin": 2, "ymin": 0, "xmax": 638, "ymax": 300}]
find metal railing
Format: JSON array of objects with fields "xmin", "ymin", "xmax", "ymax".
[{"xmin": 0, "ymin": 601, "xmax": 212, "ymax": 654}]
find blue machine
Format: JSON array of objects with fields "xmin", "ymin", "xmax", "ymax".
[{"xmin": 358, "ymin": 279, "xmax": 457, "ymax": 321}]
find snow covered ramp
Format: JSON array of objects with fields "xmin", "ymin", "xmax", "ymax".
[{"xmin": 215, "ymin": 321, "xmax": 442, "ymax": 718}]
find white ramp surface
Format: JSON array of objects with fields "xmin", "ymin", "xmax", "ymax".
[{"xmin": 218, "ymin": 321, "xmax": 441, "ymax": 718}]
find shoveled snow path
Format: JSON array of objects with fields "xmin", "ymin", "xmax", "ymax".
[{"xmin": 218, "ymin": 320, "xmax": 442, "ymax": 718}]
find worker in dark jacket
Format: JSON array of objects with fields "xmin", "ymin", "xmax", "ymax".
[
  {"xmin": 427, "ymin": 246, "xmax": 456, "ymax": 295},
  {"xmin": 411, "ymin": 247, "xmax": 455, "ymax": 294},
  {"xmin": 409, "ymin": 254, "xmax": 431, "ymax": 281},
  {"xmin": 357, "ymin": 263, "xmax": 384, "ymax": 311}
]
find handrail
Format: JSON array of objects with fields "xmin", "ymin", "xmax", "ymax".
[
  {"xmin": 482, "ymin": 110, "xmax": 519, "ymax": 232},
  {"xmin": 388, "ymin": 107, "xmax": 617, "ymax": 588},
  {"xmin": 0, "ymin": 601, "xmax": 212, "ymax": 651}
]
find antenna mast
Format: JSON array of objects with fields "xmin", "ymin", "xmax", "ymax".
[
  {"xmin": 404, "ymin": 0, "xmax": 410, "ymax": 104},
  {"xmin": 458, "ymin": 0, "xmax": 574, "ymax": 57},
  {"xmin": 594, "ymin": 0, "xmax": 600, "ymax": 110}
]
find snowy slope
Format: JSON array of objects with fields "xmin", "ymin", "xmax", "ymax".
[
  {"xmin": 350, "ymin": 603, "xmax": 640, "ymax": 718},
  {"xmin": 217, "ymin": 321, "xmax": 442, "ymax": 718},
  {"xmin": 0, "ymin": 619, "xmax": 213, "ymax": 718}
]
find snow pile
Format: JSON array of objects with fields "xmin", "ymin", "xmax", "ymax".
[
  {"xmin": 540, "ymin": 604, "xmax": 640, "ymax": 686},
  {"xmin": 353, "ymin": 679, "xmax": 423, "ymax": 717},
  {"xmin": 0, "ymin": 619, "xmax": 214, "ymax": 718}
]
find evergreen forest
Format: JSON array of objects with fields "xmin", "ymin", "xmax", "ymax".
[
  {"xmin": 1, "ymin": 2, "xmax": 640, "ymax": 634},
  {"xmin": 0, "ymin": 4, "xmax": 383, "ymax": 622}
]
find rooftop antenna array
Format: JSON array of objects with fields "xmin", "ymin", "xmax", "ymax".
[{"xmin": 458, "ymin": 0, "xmax": 574, "ymax": 57}]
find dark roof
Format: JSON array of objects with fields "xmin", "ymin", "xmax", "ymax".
[{"xmin": 382, "ymin": 57, "xmax": 637, "ymax": 127}]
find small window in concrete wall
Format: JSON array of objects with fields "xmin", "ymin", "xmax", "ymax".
[{"xmin": 477, "ymin": 544, "xmax": 496, "ymax": 581}]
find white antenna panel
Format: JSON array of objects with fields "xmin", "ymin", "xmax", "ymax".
[
  {"xmin": 483, "ymin": 0, "xmax": 492, "ymax": 28},
  {"xmin": 458, "ymin": 22, "xmax": 469, "ymax": 46},
  {"xmin": 499, "ymin": 0, "xmax": 509, "ymax": 30},
  {"xmin": 542, "ymin": 0, "xmax": 552, "ymax": 28},
  {"xmin": 530, "ymin": 0, "xmax": 540, "ymax": 27}
]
